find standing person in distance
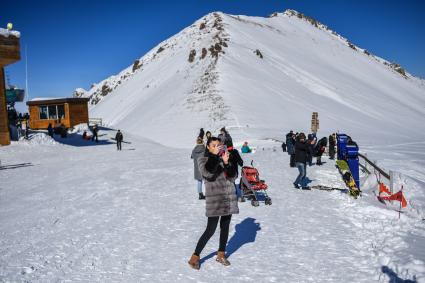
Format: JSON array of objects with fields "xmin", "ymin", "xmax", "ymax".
[
  {"xmin": 204, "ymin": 131, "xmax": 212, "ymax": 144},
  {"xmin": 218, "ymin": 127, "xmax": 232, "ymax": 146},
  {"xmin": 188, "ymin": 137, "xmax": 239, "ymax": 270},
  {"xmin": 286, "ymin": 130, "xmax": 296, "ymax": 167},
  {"xmin": 198, "ymin": 128, "xmax": 205, "ymax": 140},
  {"xmin": 226, "ymin": 141, "xmax": 244, "ymax": 201},
  {"xmin": 191, "ymin": 137, "xmax": 206, "ymax": 200},
  {"xmin": 91, "ymin": 124, "xmax": 99, "ymax": 143},
  {"xmin": 115, "ymin": 130, "xmax": 123, "ymax": 151},
  {"xmin": 328, "ymin": 133, "xmax": 336, "ymax": 160},
  {"xmin": 293, "ymin": 133, "xmax": 315, "ymax": 189}
]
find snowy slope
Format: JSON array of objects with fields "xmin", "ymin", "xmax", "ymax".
[{"xmin": 75, "ymin": 10, "xmax": 425, "ymax": 147}]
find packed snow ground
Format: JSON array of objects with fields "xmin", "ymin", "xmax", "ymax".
[{"xmin": 1, "ymin": 129, "xmax": 424, "ymax": 282}]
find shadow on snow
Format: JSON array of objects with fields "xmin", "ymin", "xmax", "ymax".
[{"xmin": 200, "ymin": 217, "xmax": 261, "ymax": 265}]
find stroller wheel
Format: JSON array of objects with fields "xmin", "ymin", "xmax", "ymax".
[
  {"xmin": 265, "ymin": 198, "xmax": 272, "ymax": 205},
  {"xmin": 251, "ymin": 200, "xmax": 259, "ymax": 207}
]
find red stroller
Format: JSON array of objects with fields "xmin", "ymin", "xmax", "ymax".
[{"xmin": 239, "ymin": 162, "xmax": 272, "ymax": 206}]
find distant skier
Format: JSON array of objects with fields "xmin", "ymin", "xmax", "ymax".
[
  {"xmin": 188, "ymin": 137, "xmax": 239, "ymax": 270},
  {"xmin": 328, "ymin": 133, "xmax": 336, "ymax": 160},
  {"xmin": 47, "ymin": 123, "xmax": 54, "ymax": 138},
  {"xmin": 91, "ymin": 124, "xmax": 99, "ymax": 143},
  {"xmin": 115, "ymin": 130, "xmax": 123, "ymax": 150},
  {"xmin": 191, "ymin": 137, "xmax": 206, "ymax": 200}
]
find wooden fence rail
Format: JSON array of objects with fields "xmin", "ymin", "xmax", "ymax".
[{"xmin": 358, "ymin": 152, "xmax": 390, "ymax": 180}]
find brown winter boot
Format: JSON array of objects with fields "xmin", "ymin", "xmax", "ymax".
[
  {"xmin": 188, "ymin": 254, "xmax": 200, "ymax": 270},
  {"xmin": 216, "ymin": 251, "xmax": 230, "ymax": 266}
]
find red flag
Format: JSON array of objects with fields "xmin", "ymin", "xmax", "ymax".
[{"xmin": 388, "ymin": 190, "xmax": 407, "ymax": 208}]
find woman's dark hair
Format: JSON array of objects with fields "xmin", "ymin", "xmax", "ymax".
[
  {"xmin": 205, "ymin": 131, "xmax": 211, "ymax": 136},
  {"xmin": 206, "ymin": 136, "xmax": 220, "ymax": 146}
]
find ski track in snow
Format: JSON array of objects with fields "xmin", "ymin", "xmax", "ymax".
[{"xmin": 0, "ymin": 132, "xmax": 424, "ymax": 282}]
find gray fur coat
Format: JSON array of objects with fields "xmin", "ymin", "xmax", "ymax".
[{"xmin": 197, "ymin": 152, "xmax": 239, "ymax": 217}]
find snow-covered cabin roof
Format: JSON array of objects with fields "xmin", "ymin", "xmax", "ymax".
[{"xmin": 0, "ymin": 28, "xmax": 20, "ymax": 38}]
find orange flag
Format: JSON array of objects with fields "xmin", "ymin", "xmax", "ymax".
[{"xmin": 379, "ymin": 183, "xmax": 391, "ymax": 195}]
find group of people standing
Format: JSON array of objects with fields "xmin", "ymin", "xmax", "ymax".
[
  {"xmin": 285, "ymin": 130, "xmax": 337, "ymax": 189},
  {"xmin": 188, "ymin": 127, "xmax": 243, "ymax": 270}
]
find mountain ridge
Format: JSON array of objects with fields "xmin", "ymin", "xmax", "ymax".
[{"xmin": 74, "ymin": 9, "xmax": 425, "ymax": 147}]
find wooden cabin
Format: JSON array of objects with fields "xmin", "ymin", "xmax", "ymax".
[
  {"xmin": 26, "ymin": 97, "xmax": 90, "ymax": 129},
  {"xmin": 0, "ymin": 28, "xmax": 21, "ymax": 146}
]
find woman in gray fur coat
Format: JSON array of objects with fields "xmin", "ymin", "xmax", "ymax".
[
  {"xmin": 188, "ymin": 137, "xmax": 239, "ymax": 270},
  {"xmin": 191, "ymin": 137, "xmax": 206, "ymax": 199}
]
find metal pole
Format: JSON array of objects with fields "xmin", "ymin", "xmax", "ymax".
[{"xmin": 389, "ymin": 170, "xmax": 394, "ymax": 195}]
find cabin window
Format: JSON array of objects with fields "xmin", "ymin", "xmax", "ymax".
[
  {"xmin": 38, "ymin": 104, "xmax": 65, "ymax": 120},
  {"xmin": 48, "ymin": 105, "xmax": 57, "ymax": 119},
  {"xmin": 57, "ymin": 105, "xmax": 65, "ymax": 119},
  {"xmin": 39, "ymin": 106, "xmax": 48, "ymax": 119}
]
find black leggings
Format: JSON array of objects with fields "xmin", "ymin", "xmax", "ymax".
[{"xmin": 194, "ymin": 215, "xmax": 232, "ymax": 256}]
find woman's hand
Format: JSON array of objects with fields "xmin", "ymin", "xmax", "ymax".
[{"xmin": 222, "ymin": 151, "xmax": 230, "ymax": 164}]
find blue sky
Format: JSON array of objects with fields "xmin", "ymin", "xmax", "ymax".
[{"xmin": 2, "ymin": 0, "xmax": 425, "ymax": 105}]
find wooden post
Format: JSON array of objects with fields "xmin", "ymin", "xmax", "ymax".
[{"xmin": 311, "ymin": 112, "xmax": 319, "ymax": 134}]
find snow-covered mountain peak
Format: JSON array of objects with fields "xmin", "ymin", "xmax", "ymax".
[{"xmin": 75, "ymin": 10, "xmax": 425, "ymax": 147}]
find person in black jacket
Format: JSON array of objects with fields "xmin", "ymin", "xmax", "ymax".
[
  {"xmin": 91, "ymin": 124, "xmax": 99, "ymax": 143},
  {"xmin": 286, "ymin": 131, "xmax": 296, "ymax": 167},
  {"xmin": 307, "ymin": 133, "xmax": 316, "ymax": 166},
  {"xmin": 115, "ymin": 130, "xmax": 123, "ymax": 150},
  {"xmin": 314, "ymin": 137, "xmax": 327, "ymax": 165},
  {"xmin": 329, "ymin": 133, "xmax": 336, "ymax": 160},
  {"xmin": 293, "ymin": 133, "xmax": 314, "ymax": 189},
  {"xmin": 226, "ymin": 141, "xmax": 244, "ymax": 201},
  {"xmin": 198, "ymin": 128, "xmax": 205, "ymax": 140}
]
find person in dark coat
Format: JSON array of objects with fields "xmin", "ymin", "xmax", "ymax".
[
  {"xmin": 329, "ymin": 133, "xmax": 336, "ymax": 160},
  {"xmin": 314, "ymin": 137, "xmax": 327, "ymax": 165},
  {"xmin": 307, "ymin": 133, "xmax": 316, "ymax": 166},
  {"xmin": 226, "ymin": 141, "xmax": 244, "ymax": 201},
  {"xmin": 188, "ymin": 137, "xmax": 239, "ymax": 270},
  {"xmin": 286, "ymin": 131, "xmax": 296, "ymax": 167},
  {"xmin": 218, "ymin": 127, "xmax": 232, "ymax": 146},
  {"xmin": 293, "ymin": 133, "xmax": 314, "ymax": 189},
  {"xmin": 115, "ymin": 130, "xmax": 123, "ymax": 151},
  {"xmin": 198, "ymin": 128, "xmax": 205, "ymax": 140},
  {"xmin": 91, "ymin": 125, "xmax": 99, "ymax": 143},
  {"xmin": 281, "ymin": 141, "xmax": 287, "ymax": 152},
  {"xmin": 47, "ymin": 123, "xmax": 54, "ymax": 138},
  {"xmin": 191, "ymin": 137, "xmax": 206, "ymax": 199}
]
